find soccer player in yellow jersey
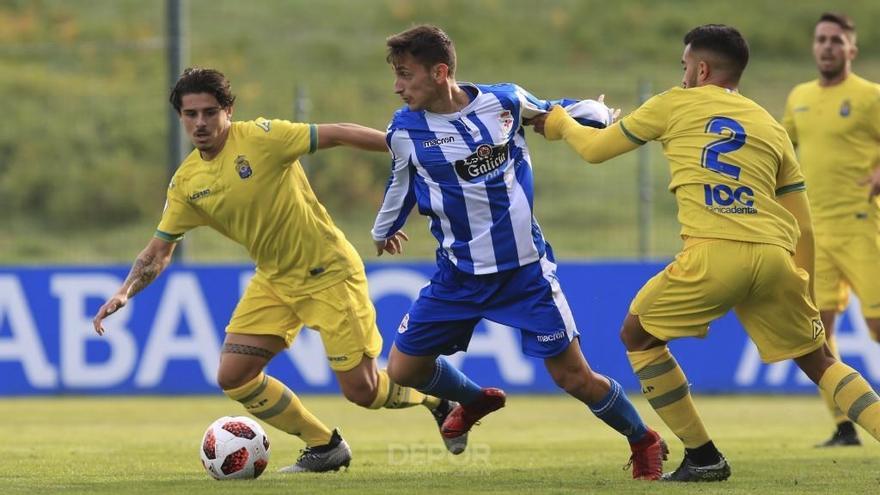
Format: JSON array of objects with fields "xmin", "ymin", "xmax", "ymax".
[
  {"xmin": 91, "ymin": 68, "xmax": 459, "ymax": 473},
  {"xmin": 782, "ymin": 12, "xmax": 880, "ymax": 447},
  {"xmin": 530, "ymin": 24, "xmax": 880, "ymax": 482}
]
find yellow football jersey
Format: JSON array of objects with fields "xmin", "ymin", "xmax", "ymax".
[
  {"xmin": 157, "ymin": 119, "xmax": 363, "ymax": 294},
  {"xmin": 620, "ymin": 85, "xmax": 805, "ymax": 252},
  {"xmin": 782, "ymin": 74, "xmax": 880, "ymax": 233}
]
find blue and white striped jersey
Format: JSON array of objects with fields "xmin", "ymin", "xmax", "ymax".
[{"xmin": 372, "ymin": 82, "xmax": 609, "ymax": 275}]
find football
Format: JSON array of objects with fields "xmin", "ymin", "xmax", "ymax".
[{"xmin": 199, "ymin": 416, "xmax": 270, "ymax": 480}]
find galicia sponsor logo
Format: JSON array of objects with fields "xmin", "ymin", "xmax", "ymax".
[
  {"xmin": 423, "ymin": 136, "xmax": 455, "ymax": 148},
  {"xmin": 454, "ymin": 143, "xmax": 509, "ymax": 182},
  {"xmin": 704, "ymin": 184, "xmax": 757, "ymax": 215}
]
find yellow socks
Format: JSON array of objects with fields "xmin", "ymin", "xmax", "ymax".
[
  {"xmin": 628, "ymin": 346, "xmax": 711, "ymax": 449},
  {"xmin": 818, "ymin": 335, "xmax": 848, "ymax": 424},
  {"xmin": 818, "ymin": 361, "xmax": 880, "ymax": 441},
  {"xmin": 224, "ymin": 372, "xmax": 332, "ymax": 447},
  {"xmin": 369, "ymin": 369, "xmax": 442, "ymax": 410}
]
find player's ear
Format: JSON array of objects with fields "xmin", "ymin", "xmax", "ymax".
[
  {"xmin": 697, "ymin": 60, "xmax": 710, "ymax": 85},
  {"xmin": 432, "ymin": 63, "xmax": 449, "ymax": 82}
]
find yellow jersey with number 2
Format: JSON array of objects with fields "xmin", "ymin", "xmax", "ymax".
[{"xmin": 620, "ymin": 85, "xmax": 806, "ymax": 252}]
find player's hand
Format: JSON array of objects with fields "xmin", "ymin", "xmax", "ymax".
[
  {"xmin": 375, "ymin": 231, "xmax": 409, "ymax": 256},
  {"xmin": 528, "ymin": 113, "xmax": 550, "ymax": 136},
  {"xmin": 595, "ymin": 94, "xmax": 621, "ymax": 122},
  {"xmin": 858, "ymin": 165, "xmax": 880, "ymax": 201},
  {"xmin": 93, "ymin": 294, "xmax": 128, "ymax": 336}
]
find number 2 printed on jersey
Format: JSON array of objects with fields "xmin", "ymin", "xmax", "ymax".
[{"xmin": 701, "ymin": 116, "xmax": 745, "ymax": 180}]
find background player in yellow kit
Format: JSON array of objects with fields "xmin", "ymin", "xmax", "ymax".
[
  {"xmin": 782, "ymin": 12, "xmax": 880, "ymax": 447},
  {"xmin": 530, "ymin": 24, "xmax": 880, "ymax": 482},
  {"xmin": 91, "ymin": 67, "xmax": 457, "ymax": 473}
]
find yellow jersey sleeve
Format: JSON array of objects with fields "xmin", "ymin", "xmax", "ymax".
[
  {"xmin": 781, "ymin": 91, "xmax": 798, "ymax": 146},
  {"xmin": 155, "ymin": 177, "xmax": 205, "ymax": 242},
  {"xmin": 619, "ymin": 91, "xmax": 670, "ymax": 144},
  {"xmin": 869, "ymin": 88, "xmax": 880, "ymax": 140},
  {"xmin": 254, "ymin": 118, "xmax": 317, "ymax": 165},
  {"xmin": 776, "ymin": 137, "xmax": 806, "ymax": 196}
]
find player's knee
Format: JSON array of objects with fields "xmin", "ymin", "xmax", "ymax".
[
  {"xmin": 216, "ymin": 366, "xmax": 260, "ymax": 391},
  {"xmin": 341, "ymin": 385, "xmax": 376, "ymax": 408},
  {"xmin": 619, "ymin": 318, "xmax": 640, "ymax": 350},
  {"xmin": 550, "ymin": 366, "xmax": 588, "ymax": 395},
  {"xmin": 385, "ymin": 361, "xmax": 404, "ymax": 384},
  {"xmin": 793, "ymin": 347, "xmax": 835, "ymax": 384},
  {"xmin": 620, "ymin": 314, "xmax": 661, "ymax": 351},
  {"xmin": 386, "ymin": 361, "xmax": 421, "ymax": 388}
]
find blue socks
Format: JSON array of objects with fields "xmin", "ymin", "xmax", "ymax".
[
  {"xmin": 417, "ymin": 357, "xmax": 483, "ymax": 405},
  {"xmin": 589, "ymin": 376, "xmax": 649, "ymax": 443}
]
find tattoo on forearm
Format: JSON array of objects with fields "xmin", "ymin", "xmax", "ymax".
[
  {"xmin": 222, "ymin": 343, "xmax": 275, "ymax": 360},
  {"xmin": 125, "ymin": 253, "xmax": 162, "ymax": 298}
]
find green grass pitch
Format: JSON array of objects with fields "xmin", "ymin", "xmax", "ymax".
[{"xmin": 2, "ymin": 394, "xmax": 877, "ymax": 494}]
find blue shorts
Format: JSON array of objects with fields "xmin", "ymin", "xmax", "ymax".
[{"xmin": 394, "ymin": 251, "xmax": 580, "ymax": 359}]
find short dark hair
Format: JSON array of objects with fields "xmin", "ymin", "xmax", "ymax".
[
  {"xmin": 169, "ymin": 67, "xmax": 236, "ymax": 113},
  {"xmin": 684, "ymin": 24, "xmax": 750, "ymax": 83},
  {"xmin": 386, "ymin": 25, "xmax": 457, "ymax": 75},
  {"xmin": 817, "ymin": 12, "xmax": 856, "ymax": 42}
]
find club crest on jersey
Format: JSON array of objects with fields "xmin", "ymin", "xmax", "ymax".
[
  {"xmin": 840, "ymin": 100, "xmax": 851, "ymax": 117},
  {"xmin": 454, "ymin": 143, "xmax": 509, "ymax": 182},
  {"xmin": 235, "ymin": 155, "xmax": 253, "ymax": 179},
  {"xmin": 397, "ymin": 313, "xmax": 410, "ymax": 334},
  {"xmin": 498, "ymin": 110, "xmax": 514, "ymax": 134}
]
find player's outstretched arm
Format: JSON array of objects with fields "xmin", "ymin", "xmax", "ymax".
[
  {"xmin": 777, "ymin": 190, "xmax": 816, "ymax": 302},
  {"xmin": 539, "ymin": 106, "xmax": 638, "ymax": 163},
  {"xmin": 316, "ymin": 123, "xmax": 388, "ymax": 152},
  {"xmin": 92, "ymin": 237, "xmax": 176, "ymax": 335}
]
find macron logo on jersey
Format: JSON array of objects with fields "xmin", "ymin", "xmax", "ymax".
[{"xmin": 423, "ymin": 136, "xmax": 455, "ymax": 148}]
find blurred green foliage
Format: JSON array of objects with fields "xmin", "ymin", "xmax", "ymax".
[{"xmin": 2, "ymin": 0, "xmax": 880, "ymax": 263}]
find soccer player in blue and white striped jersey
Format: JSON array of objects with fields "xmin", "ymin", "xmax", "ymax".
[{"xmin": 371, "ymin": 25, "xmax": 666, "ymax": 480}]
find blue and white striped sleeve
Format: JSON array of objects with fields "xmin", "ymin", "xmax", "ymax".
[
  {"xmin": 514, "ymin": 84, "xmax": 557, "ymax": 120},
  {"xmin": 371, "ymin": 129, "xmax": 416, "ymax": 241},
  {"xmin": 515, "ymin": 85, "xmax": 612, "ymax": 129}
]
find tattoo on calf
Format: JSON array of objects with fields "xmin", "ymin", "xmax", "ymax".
[{"xmin": 222, "ymin": 343, "xmax": 275, "ymax": 359}]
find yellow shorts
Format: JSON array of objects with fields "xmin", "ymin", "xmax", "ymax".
[
  {"xmin": 226, "ymin": 270, "xmax": 383, "ymax": 372},
  {"xmin": 630, "ymin": 238, "xmax": 825, "ymax": 363},
  {"xmin": 815, "ymin": 232, "xmax": 880, "ymax": 317}
]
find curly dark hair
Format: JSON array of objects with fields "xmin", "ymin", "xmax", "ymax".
[{"xmin": 169, "ymin": 67, "xmax": 236, "ymax": 113}]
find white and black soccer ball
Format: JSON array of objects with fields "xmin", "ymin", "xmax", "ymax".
[{"xmin": 199, "ymin": 416, "xmax": 270, "ymax": 480}]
